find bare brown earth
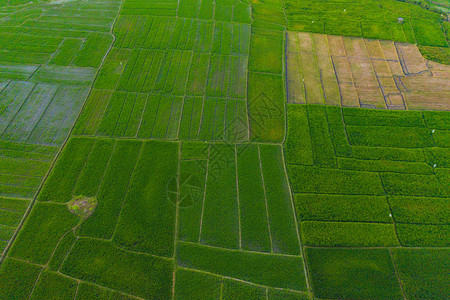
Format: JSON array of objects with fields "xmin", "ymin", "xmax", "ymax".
[{"xmin": 286, "ymin": 31, "xmax": 450, "ymax": 110}]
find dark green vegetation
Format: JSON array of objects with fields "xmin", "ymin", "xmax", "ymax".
[
  {"xmin": 73, "ymin": 13, "xmax": 252, "ymax": 142},
  {"xmin": 287, "ymin": 104, "xmax": 449, "ymax": 298},
  {"xmin": 419, "ymin": 45, "xmax": 450, "ymax": 64},
  {"xmin": 392, "ymin": 248, "xmax": 450, "ymax": 299},
  {"xmin": 0, "ymin": 141, "xmax": 57, "ymax": 199},
  {"xmin": 306, "ymin": 248, "xmax": 404, "ymax": 299}
]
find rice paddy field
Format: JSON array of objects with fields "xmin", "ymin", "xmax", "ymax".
[{"xmin": 0, "ymin": 0, "xmax": 448, "ymax": 299}]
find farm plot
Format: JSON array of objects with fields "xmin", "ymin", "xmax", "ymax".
[
  {"xmin": 74, "ymin": 15, "xmax": 252, "ymax": 143},
  {"xmin": 74, "ymin": 2, "xmax": 286, "ymax": 143},
  {"xmin": 0, "ymin": 0, "xmax": 121, "ymax": 147},
  {"xmin": 286, "ymin": 31, "xmax": 450, "ymax": 110},
  {"xmin": 247, "ymin": 28, "xmax": 286, "ymax": 142},
  {"xmin": 0, "ymin": 140, "xmax": 58, "ymax": 260},
  {"xmin": 286, "ymin": 104, "xmax": 449, "ymax": 298},
  {"xmin": 74, "ymin": 91, "xmax": 250, "ymax": 142},
  {"xmin": 0, "ymin": 79, "xmax": 90, "ymax": 146},
  {"xmin": 1, "ymin": 137, "xmax": 308, "ymax": 298},
  {"xmin": 0, "ymin": 140, "xmax": 57, "ymax": 199},
  {"xmin": 0, "ymin": 0, "xmax": 121, "ymax": 150},
  {"xmin": 2, "ymin": 0, "xmax": 449, "ymax": 298},
  {"xmin": 120, "ymin": 0, "xmax": 252, "ymax": 23},
  {"xmin": 179, "ymin": 142, "xmax": 300, "ymax": 255},
  {"xmin": 285, "ymin": 0, "xmax": 449, "ymax": 48},
  {"xmin": 0, "ymin": 0, "xmax": 123, "ymax": 276},
  {"xmin": 0, "ymin": 0, "xmax": 119, "ymax": 67}
]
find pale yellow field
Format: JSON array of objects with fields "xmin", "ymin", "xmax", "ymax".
[{"xmin": 286, "ymin": 32, "xmax": 450, "ymax": 110}]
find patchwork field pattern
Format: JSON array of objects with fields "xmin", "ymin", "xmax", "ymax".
[
  {"xmin": 73, "ymin": 13, "xmax": 252, "ymax": 142},
  {"xmin": 0, "ymin": 137, "xmax": 308, "ymax": 299},
  {"xmin": 286, "ymin": 104, "xmax": 449, "ymax": 298},
  {"xmin": 286, "ymin": 32, "xmax": 450, "ymax": 110},
  {"xmin": 285, "ymin": 0, "xmax": 449, "ymax": 48},
  {"xmin": 74, "ymin": 0, "xmax": 289, "ymax": 143},
  {"xmin": 1, "ymin": 0, "xmax": 449, "ymax": 298},
  {"xmin": 0, "ymin": 0, "xmax": 121, "ymax": 258}
]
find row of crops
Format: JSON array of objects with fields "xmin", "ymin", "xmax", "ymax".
[
  {"xmin": 0, "ymin": 0, "xmax": 123, "ymax": 260},
  {"xmin": 286, "ymin": 104, "xmax": 449, "ymax": 299}
]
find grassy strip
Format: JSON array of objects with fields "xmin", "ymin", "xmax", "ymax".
[
  {"xmin": 295, "ymin": 194, "xmax": 391, "ymax": 223},
  {"xmin": 0, "ymin": 197, "xmax": 29, "ymax": 227},
  {"xmin": 9, "ymin": 202, "xmax": 79, "ymax": 265},
  {"xmin": 326, "ymin": 106, "xmax": 352, "ymax": 157},
  {"xmin": 201, "ymin": 144, "xmax": 239, "ymax": 249},
  {"xmin": 288, "ymin": 165, "xmax": 384, "ymax": 195},
  {"xmin": 308, "ymin": 105, "xmax": 337, "ymax": 168},
  {"xmin": 222, "ymin": 278, "xmax": 267, "ymax": 298},
  {"xmin": 177, "ymin": 159, "xmax": 207, "ymax": 243},
  {"xmin": 30, "ymin": 270, "xmax": 77, "ymax": 299},
  {"xmin": 432, "ymin": 129, "xmax": 449, "ymax": 148},
  {"xmin": 38, "ymin": 137, "xmax": 94, "ymax": 203},
  {"xmin": 174, "ymin": 268, "xmax": 221, "ymax": 299},
  {"xmin": 260, "ymin": 145, "xmax": 300, "ymax": 255},
  {"xmin": 76, "ymin": 282, "xmax": 134, "ymax": 299},
  {"xmin": 423, "ymin": 111, "xmax": 450, "ymax": 130},
  {"xmin": 248, "ymin": 72, "xmax": 285, "ymax": 142},
  {"xmin": 346, "ymin": 125, "xmax": 434, "ymax": 148},
  {"xmin": 419, "ymin": 45, "xmax": 450, "ymax": 65},
  {"xmin": 248, "ymin": 34, "xmax": 283, "ymax": 74},
  {"xmin": 113, "ymin": 141, "xmax": 177, "ymax": 257},
  {"xmin": 424, "ymin": 147, "xmax": 449, "ymax": 168},
  {"xmin": 78, "ymin": 140, "xmax": 141, "ymax": 239},
  {"xmin": 73, "ymin": 139, "xmax": 115, "ymax": 197},
  {"xmin": 301, "ymin": 221, "xmax": 399, "ymax": 247},
  {"xmin": 48, "ymin": 231, "xmax": 77, "ymax": 271},
  {"xmin": 343, "ymin": 107, "xmax": 425, "ymax": 127},
  {"xmin": 237, "ymin": 144, "xmax": 271, "ymax": 252},
  {"xmin": 392, "ymin": 249, "xmax": 450, "ymax": 299},
  {"xmin": 351, "ymin": 146, "xmax": 425, "ymax": 162},
  {"xmin": 285, "ymin": 104, "xmax": 313, "ymax": 165},
  {"xmin": 338, "ymin": 157, "xmax": 433, "ymax": 174},
  {"xmin": 177, "ymin": 242, "xmax": 307, "ymax": 291},
  {"xmin": 381, "ymin": 172, "xmax": 446, "ymax": 196}
]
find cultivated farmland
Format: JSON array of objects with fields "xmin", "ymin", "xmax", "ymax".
[
  {"xmin": 0, "ymin": 0, "xmax": 449, "ymax": 299},
  {"xmin": 286, "ymin": 104, "xmax": 449, "ymax": 298},
  {"xmin": 1, "ymin": 137, "xmax": 308, "ymax": 298},
  {"xmin": 286, "ymin": 32, "xmax": 450, "ymax": 110},
  {"xmin": 0, "ymin": 0, "xmax": 121, "ymax": 258}
]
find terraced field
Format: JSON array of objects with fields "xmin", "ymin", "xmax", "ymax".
[{"xmin": 0, "ymin": 0, "xmax": 448, "ymax": 299}]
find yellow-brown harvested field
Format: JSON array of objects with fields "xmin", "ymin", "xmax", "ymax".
[{"xmin": 286, "ymin": 32, "xmax": 450, "ymax": 110}]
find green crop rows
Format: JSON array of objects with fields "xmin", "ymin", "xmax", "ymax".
[
  {"xmin": 0, "ymin": 0, "xmax": 121, "ymax": 259},
  {"xmin": 286, "ymin": 104, "xmax": 449, "ymax": 298},
  {"xmin": 1, "ymin": 137, "xmax": 307, "ymax": 298},
  {"xmin": 0, "ymin": 0, "xmax": 448, "ymax": 298}
]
